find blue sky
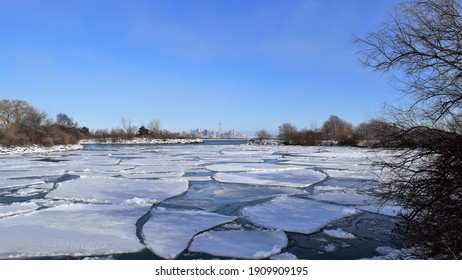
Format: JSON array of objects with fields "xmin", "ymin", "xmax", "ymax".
[{"xmin": 0, "ymin": 0, "xmax": 403, "ymax": 135}]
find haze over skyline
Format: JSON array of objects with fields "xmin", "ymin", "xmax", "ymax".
[{"xmin": 0, "ymin": 0, "xmax": 404, "ymax": 136}]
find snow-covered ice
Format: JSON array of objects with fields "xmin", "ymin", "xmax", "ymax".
[
  {"xmin": 324, "ymin": 243, "xmax": 337, "ymax": 253},
  {"xmin": 143, "ymin": 209, "xmax": 236, "ymax": 259},
  {"xmin": 0, "ymin": 204, "xmax": 149, "ymax": 259},
  {"xmin": 206, "ymin": 163, "xmax": 301, "ymax": 172},
  {"xmin": 242, "ymin": 196, "xmax": 358, "ymax": 234},
  {"xmin": 0, "ymin": 143, "xmax": 401, "ymax": 259},
  {"xmin": 46, "ymin": 177, "xmax": 189, "ymax": 204},
  {"xmin": 189, "ymin": 230, "xmax": 288, "ymax": 259},
  {"xmin": 367, "ymin": 246, "xmax": 416, "ymax": 260},
  {"xmin": 310, "ymin": 192, "xmax": 372, "ymax": 206},
  {"xmin": 357, "ymin": 203, "xmax": 404, "ymax": 217},
  {"xmin": 0, "ymin": 179, "xmax": 45, "ymax": 190},
  {"xmin": 270, "ymin": 252, "xmax": 298, "ymax": 260},
  {"xmin": 0, "ymin": 202, "xmax": 40, "ymax": 218},
  {"xmin": 167, "ymin": 182, "xmax": 304, "ymax": 212},
  {"xmin": 323, "ymin": 228, "xmax": 355, "ymax": 239},
  {"xmin": 0, "ymin": 144, "xmax": 83, "ymax": 155},
  {"xmin": 214, "ymin": 168, "xmax": 326, "ymax": 188}
]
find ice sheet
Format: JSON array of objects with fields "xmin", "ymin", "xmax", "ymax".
[
  {"xmin": 323, "ymin": 169, "xmax": 378, "ymax": 180},
  {"xmin": 0, "ymin": 204, "xmax": 148, "ymax": 259},
  {"xmin": 121, "ymin": 164, "xmax": 197, "ymax": 174},
  {"xmin": 357, "ymin": 204, "xmax": 404, "ymax": 217},
  {"xmin": 121, "ymin": 171, "xmax": 185, "ymax": 179},
  {"xmin": 269, "ymin": 252, "xmax": 298, "ymax": 260},
  {"xmin": 206, "ymin": 163, "xmax": 300, "ymax": 172},
  {"xmin": 324, "ymin": 243, "xmax": 337, "ymax": 253},
  {"xmin": 0, "ymin": 179, "xmax": 45, "ymax": 190},
  {"xmin": 323, "ymin": 228, "xmax": 355, "ymax": 239},
  {"xmin": 242, "ymin": 196, "xmax": 358, "ymax": 234},
  {"xmin": 0, "ymin": 145, "xmax": 400, "ymax": 259},
  {"xmin": 143, "ymin": 209, "xmax": 236, "ymax": 259},
  {"xmin": 189, "ymin": 230, "xmax": 288, "ymax": 259},
  {"xmin": 0, "ymin": 202, "xmax": 40, "ymax": 218},
  {"xmin": 166, "ymin": 182, "xmax": 304, "ymax": 211},
  {"xmin": 46, "ymin": 177, "xmax": 189, "ymax": 204},
  {"xmin": 310, "ymin": 192, "xmax": 372, "ymax": 206},
  {"xmin": 213, "ymin": 169, "xmax": 326, "ymax": 188}
]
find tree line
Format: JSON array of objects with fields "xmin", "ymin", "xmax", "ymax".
[
  {"xmin": 256, "ymin": 115, "xmax": 390, "ymax": 147},
  {"xmin": 0, "ymin": 99, "xmax": 194, "ymax": 147},
  {"xmin": 0, "ymin": 99, "xmax": 89, "ymax": 147}
]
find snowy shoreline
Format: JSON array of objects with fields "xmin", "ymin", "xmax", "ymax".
[
  {"xmin": 79, "ymin": 138, "xmax": 204, "ymax": 145},
  {"xmin": 0, "ymin": 144, "xmax": 84, "ymax": 155},
  {"xmin": 0, "ymin": 138, "xmax": 204, "ymax": 155}
]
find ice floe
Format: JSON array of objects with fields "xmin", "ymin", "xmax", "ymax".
[
  {"xmin": 46, "ymin": 177, "xmax": 189, "ymax": 204},
  {"xmin": 323, "ymin": 169, "xmax": 378, "ymax": 180},
  {"xmin": 357, "ymin": 204, "xmax": 404, "ymax": 217},
  {"xmin": 0, "ymin": 179, "xmax": 45, "ymax": 190},
  {"xmin": 214, "ymin": 168, "xmax": 326, "ymax": 188},
  {"xmin": 0, "ymin": 202, "xmax": 40, "ymax": 218},
  {"xmin": 310, "ymin": 192, "xmax": 372, "ymax": 206},
  {"xmin": 0, "ymin": 204, "xmax": 148, "ymax": 259},
  {"xmin": 323, "ymin": 228, "xmax": 355, "ymax": 239},
  {"xmin": 143, "ymin": 209, "xmax": 236, "ymax": 259},
  {"xmin": 269, "ymin": 252, "xmax": 298, "ymax": 260},
  {"xmin": 206, "ymin": 163, "xmax": 301, "ymax": 172},
  {"xmin": 0, "ymin": 144, "xmax": 403, "ymax": 259},
  {"xmin": 366, "ymin": 246, "xmax": 416, "ymax": 260},
  {"xmin": 242, "ymin": 196, "xmax": 358, "ymax": 234},
  {"xmin": 189, "ymin": 230, "xmax": 288, "ymax": 259},
  {"xmin": 324, "ymin": 243, "xmax": 337, "ymax": 253},
  {"xmin": 166, "ymin": 182, "xmax": 304, "ymax": 212}
]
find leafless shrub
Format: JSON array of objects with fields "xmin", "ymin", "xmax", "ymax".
[{"xmin": 357, "ymin": 0, "xmax": 462, "ymax": 259}]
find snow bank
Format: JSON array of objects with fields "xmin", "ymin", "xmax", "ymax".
[{"xmin": 0, "ymin": 144, "xmax": 83, "ymax": 155}]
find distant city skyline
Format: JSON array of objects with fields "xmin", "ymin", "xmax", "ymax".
[{"xmin": 0, "ymin": 0, "xmax": 404, "ymax": 135}]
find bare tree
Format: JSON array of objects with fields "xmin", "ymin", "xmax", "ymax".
[
  {"xmin": 0, "ymin": 99, "xmax": 34, "ymax": 128},
  {"xmin": 17, "ymin": 108, "xmax": 47, "ymax": 143},
  {"xmin": 147, "ymin": 120, "xmax": 161, "ymax": 136},
  {"xmin": 278, "ymin": 123, "xmax": 297, "ymax": 144},
  {"xmin": 120, "ymin": 118, "xmax": 137, "ymax": 137},
  {"xmin": 255, "ymin": 130, "xmax": 271, "ymax": 140},
  {"xmin": 321, "ymin": 115, "xmax": 354, "ymax": 144},
  {"xmin": 356, "ymin": 0, "xmax": 462, "ymax": 124},
  {"xmin": 56, "ymin": 113, "xmax": 76, "ymax": 129},
  {"xmin": 357, "ymin": 0, "xmax": 462, "ymax": 259}
]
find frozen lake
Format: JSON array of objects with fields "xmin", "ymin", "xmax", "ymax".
[{"xmin": 0, "ymin": 141, "xmax": 403, "ymax": 260}]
